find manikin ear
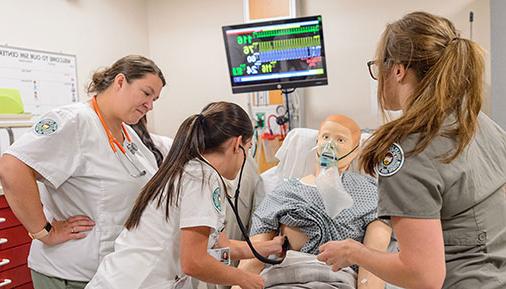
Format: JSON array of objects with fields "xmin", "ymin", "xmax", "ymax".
[
  {"xmin": 393, "ymin": 63, "xmax": 407, "ymax": 83},
  {"xmin": 113, "ymin": 73, "xmax": 127, "ymax": 90}
]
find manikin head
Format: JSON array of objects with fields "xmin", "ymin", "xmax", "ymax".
[{"xmin": 316, "ymin": 115, "xmax": 361, "ymax": 172}]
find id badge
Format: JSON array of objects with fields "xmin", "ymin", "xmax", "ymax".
[
  {"xmin": 207, "ymin": 247, "xmax": 231, "ymax": 265},
  {"xmin": 174, "ymin": 275, "xmax": 193, "ymax": 289}
]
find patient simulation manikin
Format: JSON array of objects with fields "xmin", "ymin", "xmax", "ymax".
[
  {"xmin": 252, "ymin": 116, "xmax": 377, "ymax": 254},
  {"xmin": 234, "ymin": 116, "xmax": 391, "ymax": 289}
]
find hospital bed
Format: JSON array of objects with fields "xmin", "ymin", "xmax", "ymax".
[{"xmin": 199, "ymin": 128, "xmax": 401, "ymax": 289}]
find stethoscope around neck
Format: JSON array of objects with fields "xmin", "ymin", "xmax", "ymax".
[
  {"xmin": 212, "ymin": 146, "xmax": 289, "ymax": 265},
  {"xmin": 91, "ymin": 96, "xmax": 147, "ymax": 178}
]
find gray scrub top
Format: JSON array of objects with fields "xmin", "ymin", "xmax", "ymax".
[{"xmin": 377, "ymin": 113, "xmax": 506, "ymax": 289}]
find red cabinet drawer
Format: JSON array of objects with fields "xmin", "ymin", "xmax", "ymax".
[
  {"xmin": 0, "ymin": 209, "xmax": 21, "ymax": 231},
  {"xmin": 0, "ymin": 243, "xmax": 30, "ymax": 272},
  {"xmin": 0, "ymin": 196, "xmax": 8, "ymax": 210},
  {"xmin": 0, "ymin": 265, "xmax": 31, "ymax": 288},
  {"xmin": 0, "ymin": 226, "xmax": 31, "ymax": 251},
  {"xmin": 15, "ymin": 282, "xmax": 33, "ymax": 289}
]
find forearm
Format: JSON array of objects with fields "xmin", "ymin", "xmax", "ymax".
[
  {"xmin": 358, "ymin": 220, "xmax": 391, "ymax": 289},
  {"xmin": 229, "ymin": 239, "xmax": 276, "ymax": 260},
  {"xmin": 237, "ymin": 257, "xmax": 265, "ymax": 275},
  {"xmin": 229, "ymin": 239, "xmax": 252, "ymax": 260},
  {"xmin": 0, "ymin": 155, "xmax": 46, "ymax": 232},
  {"xmin": 357, "ymin": 268, "xmax": 385, "ymax": 289},
  {"xmin": 184, "ymin": 253, "xmax": 250, "ymax": 286},
  {"xmin": 351, "ymin": 247, "xmax": 435, "ymax": 289}
]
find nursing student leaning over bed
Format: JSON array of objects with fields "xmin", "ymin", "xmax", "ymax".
[
  {"xmin": 318, "ymin": 11, "xmax": 506, "ymax": 289},
  {"xmin": 234, "ymin": 115, "xmax": 392, "ymax": 289},
  {"xmin": 86, "ymin": 102, "xmax": 284, "ymax": 289}
]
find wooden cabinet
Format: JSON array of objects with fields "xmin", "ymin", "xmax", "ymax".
[{"xmin": 0, "ymin": 195, "xmax": 33, "ymax": 289}]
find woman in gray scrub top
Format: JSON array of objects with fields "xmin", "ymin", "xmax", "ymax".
[{"xmin": 317, "ymin": 11, "xmax": 506, "ymax": 289}]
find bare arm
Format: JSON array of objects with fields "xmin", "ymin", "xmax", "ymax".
[
  {"xmin": 180, "ymin": 226, "xmax": 263, "ymax": 289},
  {"xmin": 237, "ymin": 232, "xmax": 276, "ymax": 272},
  {"xmin": 230, "ymin": 233, "xmax": 275, "ymax": 289},
  {"xmin": 0, "ymin": 154, "xmax": 94, "ymax": 245},
  {"xmin": 318, "ymin": 217, "xmax": 445, "ymax": 289},
  {"xmin": 219, "ymin": 234, "xmax": 283, "ymax": 261},
  {"xmin": 0, "ymin": 154, "xmax": 47, "ymax": 233},
  {"xmin": 357, "ymin": 220, "xmax": 392, "ymax": 289}
]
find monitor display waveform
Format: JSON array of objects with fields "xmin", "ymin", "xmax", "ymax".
[
  {"xmin": 252, "ymin": 24, "xmax": 320, "ymax": 38},
  {"xmin": 259, "ymin": 47, "xmax": 321, "ymax": 63},
  {"xmin": 258, "ymin": 36, "xmax": 321, "ymax": 52}
]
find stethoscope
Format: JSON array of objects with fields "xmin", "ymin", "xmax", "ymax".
[
  {"xmin": 91, "ymin": 96, "xmax": 147, "ymax": 178},
  {"xmin": 212, "ymin": 146, "xmax": 289, "ymax": 265}
]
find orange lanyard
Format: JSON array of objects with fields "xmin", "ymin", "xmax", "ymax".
[{"xmin": 91, "ymin": 96, "xmax": 132, "ymax": 154}]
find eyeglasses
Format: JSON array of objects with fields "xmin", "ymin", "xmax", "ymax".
[{"xmin": 367, "ymin": 60, "xmax": 379, "ymax": 80}]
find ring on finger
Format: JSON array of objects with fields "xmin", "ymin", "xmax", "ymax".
[{"xmin": 71, "ymin": 227, "xmax": 75, "ymax": 233}]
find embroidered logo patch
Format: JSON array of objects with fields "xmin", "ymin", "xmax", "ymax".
[
  {"xmin": 377, "ymin": 143, "xmax": 404, "ymax": 177},
  {"xmin": 211, "ymin": 187, "xmax": 222, "ymax": 213},
  {"xmin": 34, "ymin": 118, "xmax": 58, "ymax": 136}
]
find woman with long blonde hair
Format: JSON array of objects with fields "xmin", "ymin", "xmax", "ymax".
[{"xmin": 317, "ymin": 11, "xmax": 506, "ymax": 289}]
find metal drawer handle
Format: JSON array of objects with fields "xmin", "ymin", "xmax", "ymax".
[
  {"xmin": 0, "ymin": 259, "xmax": 9, "ymax": 267},
  {"xmin": 0, "ymin": 238, "xmax": 7, "ymax": 245},
  {"xmin": 0, "ymin": 218, "xmax": 5, "ymax": 223},
  {"xmin": 0, "ymin": 279, "xmax": 11, "ymax": 287}
]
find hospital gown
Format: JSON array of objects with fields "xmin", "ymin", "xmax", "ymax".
[{"xmin": 250, "ymin": 171, "xmax": 378, "ymax": 256}]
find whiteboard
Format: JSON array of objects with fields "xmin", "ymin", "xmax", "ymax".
[{"xmin": 0, "ymin": 45, "xmax": 78, "ymax": 116}]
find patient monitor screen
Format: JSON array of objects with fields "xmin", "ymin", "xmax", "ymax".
[{"xmin": 222, "ymin": 15, "xmax": 328, "ymax": 93}]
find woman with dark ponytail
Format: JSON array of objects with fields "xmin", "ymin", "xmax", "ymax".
[
  {"xmin": 87, "ymin": 102, "xmax": 283, "ymax": 289},
  {"xmin": 317, "ymin": 12, "xmax": 506, "ymax": 289}
]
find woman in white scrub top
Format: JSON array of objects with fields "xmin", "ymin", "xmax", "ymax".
[
  {"xmin": 0, "ymin": 55, "xmax": 165, "ymax": 289},
  {"xmin": 86, "ymin": 102, "xmax": 283, "ymax": 289}
]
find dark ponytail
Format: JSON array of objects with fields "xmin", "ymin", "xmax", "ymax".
[
  {"xmin": 125, "ymin": 101, "xmax": 253, "ymax": 229},
  {"xmin": 131, "ymin": 116, "xmax": 164, "ymax": 168}
]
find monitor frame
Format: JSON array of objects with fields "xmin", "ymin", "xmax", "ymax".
[{"xmin": 222, "ymin": 15, "xmax": 328, "ymax": 94}]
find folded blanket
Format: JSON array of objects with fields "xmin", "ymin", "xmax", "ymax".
[{"xmin": 261, "ymin": 251, "xmax": 356, "ymax": 289}]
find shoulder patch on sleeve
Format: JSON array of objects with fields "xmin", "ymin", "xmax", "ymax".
[
  {"xmin": 34, "ymin": 118, "xmax": 58, "ymax": 136},
  {"xmin": 211, "ymin": 187, "xmax": 223, "ymax": 213},
  {"xmin": 376, "ymin": 143, "xmax": 404, "ymax": 177}
]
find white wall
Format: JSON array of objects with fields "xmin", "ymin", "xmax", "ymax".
[
  {"xmin": 491, "ymin": 0, "xmax": 506, "ymax": 129},
  {"xmin": 300, "ymin": 0, "xmax": 491, "ymax": 129},
  {"xmin": 0, "ymin": 0, "xmax": 150, "ymax": 101},
  {"xmin": 0, "ymin": 0, "xmax": 492, "ymax": 138},
  {"xmin": 0, "ymin": 0, "xmax": 150, "ymax": 152},
  {"xmin": 147, "ymin": 0, "xmax": 491, "ymax": 136},
  {"xmin": 146, "ymin": 0, "xmax": 247, "ymax": 137}
]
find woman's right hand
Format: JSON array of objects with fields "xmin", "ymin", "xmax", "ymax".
[
  {"xmin": 39, "ymin": 215, "xmax": 95, "ymax": 246},
  {"xmin": 237, "ymin": 271, "xmax": 264, "ymax": 289}
]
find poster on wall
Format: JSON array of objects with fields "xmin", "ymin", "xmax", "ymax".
[{"xmin": 0, "ymin": 45, "xmax": 78, "ymax": 116}]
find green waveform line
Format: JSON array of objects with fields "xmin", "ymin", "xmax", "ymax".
[
  {"xmin": 257, "ymin": 36, "xmax": 321, "ymax": 52},
  {"xmin": 253, "ymin": 25, "xmax": 319, "ymax": 38}
]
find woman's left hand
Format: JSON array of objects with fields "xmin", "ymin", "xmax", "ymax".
[{"xmin": 317, "ymin": 239, "xmax": 363, "ymax": 271}]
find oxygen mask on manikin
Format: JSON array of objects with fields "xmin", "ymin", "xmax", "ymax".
[{"xmin": 314, "ymin": 140, "xmax": 354, "ymax": 218}]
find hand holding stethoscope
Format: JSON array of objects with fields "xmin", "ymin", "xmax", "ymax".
[{"xmin": 219, "ymin": 146, "xmax": 290, "ymax": 265}]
